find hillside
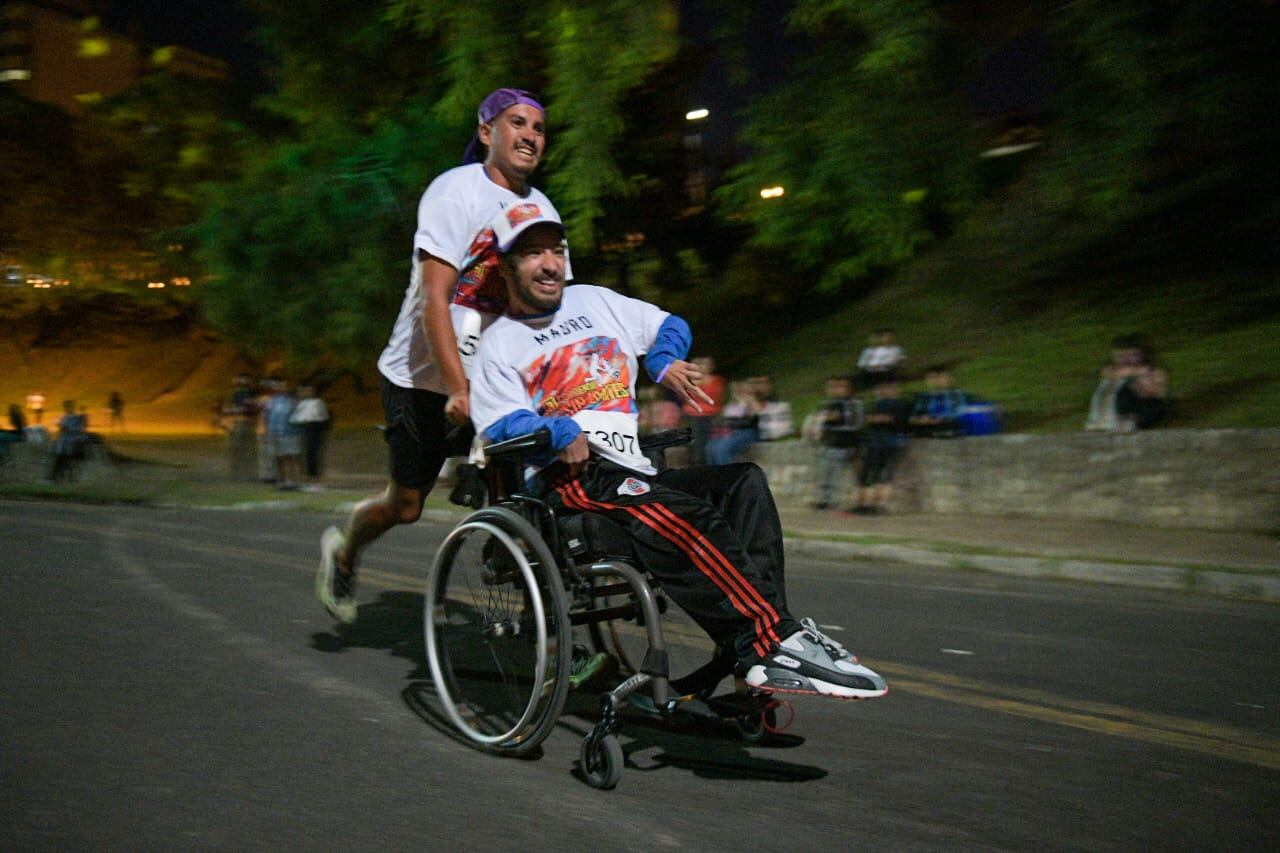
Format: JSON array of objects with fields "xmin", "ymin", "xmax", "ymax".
[
  {"xmin": 3, "ymin": 170, "xmax": 1277, "ymax": 436},
  {"xmin": 714, "ymin": 170, "xmax": 1280, "ymax": 431},
  {"xmin": 0, "ymin": 293, "xmax": 381, "ymax": 433}
]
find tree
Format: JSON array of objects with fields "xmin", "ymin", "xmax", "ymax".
[
  {"xmin": 716, "ymin": 0, "xmax": 978, "ymax": 293},
  {"xmin": 386, "ymin": 0, "xmax": 679, "ymax": 248},
  {"xmin": 194, "ymin": 0, "xmax": 680, "ymax": 372}
]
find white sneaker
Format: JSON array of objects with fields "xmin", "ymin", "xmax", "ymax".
[{"xmin": 316, "ymin": 526, "xmax": 357, "ymax": 624}]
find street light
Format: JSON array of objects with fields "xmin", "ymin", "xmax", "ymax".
[
  {"xmin": 685, "ymin": 108, "xmax": 709, "ymax": 122},
  {"xmin": 759, "ymin": 185, "xmax": 785, "ymax": 199}
]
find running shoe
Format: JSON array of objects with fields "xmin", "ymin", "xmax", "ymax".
[
  {"xmin": 745, "ymin": 627, "xmax": 888, "ymax": 699},
  {"xmin": 800, "ymin": 617, "xmax": 856, "ymax": 663},
  {"xmin": 316, "ymin": 526, "xmax": 358, "ymax": 624},
  {"xmin": 569, "ymin": 644, "xmax": 610, "ymax": 689}
]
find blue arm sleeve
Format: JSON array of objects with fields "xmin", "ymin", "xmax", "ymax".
[
  {"xmin": 643, "ymin": 315, "xmax": 693, "ymax": 383},
  {"xmin": 483, "ymin": 409, "xmax": 583, "ymax": 452}
]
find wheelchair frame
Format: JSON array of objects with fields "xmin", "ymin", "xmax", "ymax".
[{"xmin": 425, "ymin": 428, "xmax": 699, "ymax": 789}]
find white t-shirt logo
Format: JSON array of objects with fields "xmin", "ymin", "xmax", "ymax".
[{"xmin": 617, "ymin": 477, "xmax": 651, "ymax": 497}]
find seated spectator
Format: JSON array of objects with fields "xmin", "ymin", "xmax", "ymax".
[
  {"xmin": 1085, "ymin": 335, "xmax": 1169, "ymax": 432},
  {"xmin": 803, "ymin": 376, "xmax": 863, "ymax": 510},
  {"xmin": 752, "ymin": 375, "xmax": 793, "ymax": 442},
  {"xmin": 850, "ymin": 381, "xmax": 911, "ymax": 515},
  {"xmin": 706, "ymin": 380, "xmax": 764, "ymax": 465},
  {"xmin": 855, "ymin": 328, "xmax": 906, "ymax": 391},
  {"xmin": 909, "ymin": 365, "xmax": 969, "ymax": 438}
]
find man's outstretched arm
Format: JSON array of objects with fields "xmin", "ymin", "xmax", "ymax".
[{"xmin": 643, "ymin": 315, "xmax": 715, "ymax": 413}]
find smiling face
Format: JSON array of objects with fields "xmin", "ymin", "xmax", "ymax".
[
  {"xmin": 501, "ymin": 223, "xmax": 567, "ymax": 315},
  {"xmin": 480, "ymin": 104, "xmax": 545, "ymax": 187}
]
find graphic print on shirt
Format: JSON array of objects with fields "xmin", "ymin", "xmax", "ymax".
[
  {"xmin": 452, "ymin": 227, "xmax": 505, "ymax": 315},
  {"xmin": 522, "ymin": 336, "xmax": 636, "ymax": 418}
]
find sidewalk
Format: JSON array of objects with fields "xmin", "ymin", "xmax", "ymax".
[{"xmin": 776, "ymin": 506, "xmax": 1280, "ymax": 602}]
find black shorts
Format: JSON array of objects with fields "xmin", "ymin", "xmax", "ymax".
[{"xmin": 381, "ymin": 377, "xmax": 450, "ymax": 492}]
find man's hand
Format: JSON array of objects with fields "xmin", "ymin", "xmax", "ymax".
[
  {"xmin": 660, "ymin": 360, "xmax": 715, "ymax": 414},
  {"xmin": 557, "ymin": 432, "xmax": 590, "ymax": 476},
  {"xmin": 445, "ymin": 391, "xmax": 470, "ymax": 425}
]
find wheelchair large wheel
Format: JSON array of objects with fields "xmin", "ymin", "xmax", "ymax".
[{"xmin": 425, "ymin": 506, "xmax": 571, "ymax": 756}]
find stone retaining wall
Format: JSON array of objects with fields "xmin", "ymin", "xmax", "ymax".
[{"xmin": 748, "ymin": 428, "xmax": 1280, "ymax": 533}]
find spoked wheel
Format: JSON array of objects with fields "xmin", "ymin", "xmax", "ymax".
[
  {"xmin": 588, "ymin": 575, "xmax": 718, "ymax": 690},
  {"xmin": 579, "ymin": 733, "xmax": 624, "ymax": 790},
  {"xmin": 425, "ymin": 506, "xmax": 571, "ymax": 756}
]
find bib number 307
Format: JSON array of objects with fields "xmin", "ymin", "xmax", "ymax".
[{"xmin": 593, "ymin": 430, "xmax": 636, "ymax": 454}]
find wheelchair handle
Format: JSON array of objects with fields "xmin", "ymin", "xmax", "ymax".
[
  {"xmin": 638, "ymin": 427, "xmax": 692, "ymax": 452},
  {"xmin": 483, "ymin": 428, "xmax": 552, "ymax": 461}
]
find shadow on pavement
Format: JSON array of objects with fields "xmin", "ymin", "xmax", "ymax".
[
  {"xmin": 309, "ymin": 590, "xmax": 828, "ymax": 784},
  {"xmin": 309, "ymin": 590, "xmax": 428, "ymax": 681}
]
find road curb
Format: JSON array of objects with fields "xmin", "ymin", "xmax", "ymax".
[{"xmin": 784, "ymin": 537, "xmax": 1280, "ymax": 603}]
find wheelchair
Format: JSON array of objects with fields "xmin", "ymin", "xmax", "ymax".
[{"xmin": 424, "ymin": 427, "xmax": 786, "ymax": 789}]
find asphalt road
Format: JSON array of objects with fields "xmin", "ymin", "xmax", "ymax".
[{"xmin": 3, "ymin": 500, "xmax": 1277, "ymax": 850}]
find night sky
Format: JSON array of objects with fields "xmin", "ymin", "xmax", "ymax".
[
  {"xmin": 97, "ymin": 0, "xmax": 1045, "ymax": 120},
  {"xmin": 100, "ymin": 0, "xmax": 259, "ymax": 72}
]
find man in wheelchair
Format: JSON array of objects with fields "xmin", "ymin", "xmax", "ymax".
[{"xmin": 468, "ymin": 203, "xmax": 887, "ymax": 701}]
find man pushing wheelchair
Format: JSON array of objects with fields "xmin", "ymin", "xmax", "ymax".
[{"xmin": 467, "ymin": 202, "xmax": 887, "ymax": 702}]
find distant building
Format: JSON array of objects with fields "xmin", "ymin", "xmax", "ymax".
[{"xmin": 0, "ymin": 0, "xmax": 226, "ymax": 114}]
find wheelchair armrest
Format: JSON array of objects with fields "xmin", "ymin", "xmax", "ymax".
[
  {"xmin": 484, "ymin": 428, "xmax": 552, "ymax": 461},
  {"xmin": 638, "ymin": 427, "xmax": 692, "ymax": 453}
]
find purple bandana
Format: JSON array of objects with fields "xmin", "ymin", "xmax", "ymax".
[{"xmin": 462, "ymin": 88, "xmax": 545, "ymax": 164}]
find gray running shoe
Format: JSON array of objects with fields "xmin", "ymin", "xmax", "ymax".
[
  {"xmin": 800, "ymin": 617, "xmax": 856, "ymax": 663},
  {"xmin": 316, "ymin": 526, "xmax": 357, "ymax": 624},
  {"xmin": 745, "ymin": 627, "xmax": 888, "ymax": 699}
]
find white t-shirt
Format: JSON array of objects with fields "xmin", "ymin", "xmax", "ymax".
[
  {"xmin": 377, "ymin": 163, "xmax": 570, "ymax": 392},
  {"xmin": 471, "ymin": 285, "xmax": 669, "ymax": 475},
  {"xmin": 857, "ymin": 345, "xmax": 905, "ymax": 370}
]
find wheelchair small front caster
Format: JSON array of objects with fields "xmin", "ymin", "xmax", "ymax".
[
  {"xmin": 580, "ymin": 733, "xmax": 624, "ymax": 790},
  {"xmin": 734, "ymin": 705, "xmax": 777, "ymax": 743},
  {"xmin": 733, "ymin": 696, "xmax": 793, "ymax": 743}
]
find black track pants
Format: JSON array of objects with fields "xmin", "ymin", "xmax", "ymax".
[{"xmin": 550, "ymin": 461, "xmax": 798, "ymax": 664}]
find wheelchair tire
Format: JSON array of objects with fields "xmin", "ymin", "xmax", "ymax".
[
  {"xmin": 425, "ymin": 505, "xmax": 571, "ymax": 756},
  {"xmin": 579, "ymin": 733, "xmax": 624, "ymax": 790},
  {"xmin": 734, "ymin": 705, "xmax": 777, "ymax": 744}
]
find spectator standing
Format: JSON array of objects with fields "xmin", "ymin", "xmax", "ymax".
[
  {"xmin": 909, "ymin": 366, "xmax": 969, "ymax": 438},
  {"xmin": 48, "ymin": 399, "xmax": 88, "ymax": 482},
  {"xmin": 804, "ymin": 376, "xmax": 863, "ymax": 510},
  {"xmin": 290, "ymin": 384, "xmax": 331, "ymax": 488},
  {"xmin": 220, "ymin": 373, "xmax": 259, "ymax": 480},
  {"xmin": 850, "ymin": 381, "xmax": 911, "ymax": 515},
  {"xmin": 682, "ymin": 356, "xmax": 726, "ymax": 465},
  {"xmin": 264, "ymin": 379, "xmax": 303, "ymax": 490},
  {"xmin": 107, "ymin": 391, "xmax": 125, "ymax": 432},
  {"xmin": 0, "ymin": 403, "xmax": 25, "ymax": 464},
  {"xmin": 854, "ymin": 329, "xmax": 906, "ymax": 390},
  {"xmin": 7, "ymin": 402, "xmax": 26, "ymax": 435},
  {"xmin": 26, "ymin": 391, "xmax": 45, "ymax": 425}
]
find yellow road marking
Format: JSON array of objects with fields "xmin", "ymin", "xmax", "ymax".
[{"xmin": 20, "ymin": 514, "xmax": 1280, "ymax": 769}]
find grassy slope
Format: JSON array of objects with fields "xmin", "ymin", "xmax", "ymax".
[{"xmin": 729, "ymin": 173, "xmax": 1280, "ymax": 431}]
